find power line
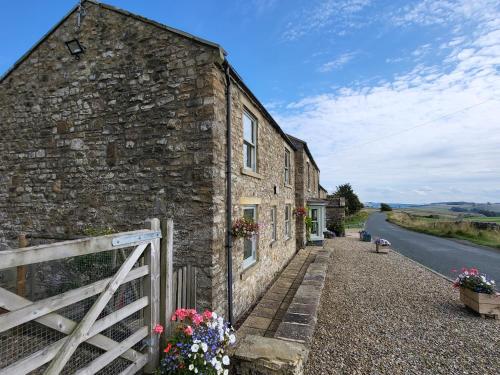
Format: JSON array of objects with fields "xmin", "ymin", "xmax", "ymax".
[{"xmin": 330, "ymin": 98, "xmax": 497, "ymax": 155}]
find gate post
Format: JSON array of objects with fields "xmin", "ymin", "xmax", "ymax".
[
  {"xmin": 160, "ymin": 218, "xmax": 174, "ymax": 346},
  {"xmin": 144, "ymin": 218, "xmax": 161, "ymax": 373}
]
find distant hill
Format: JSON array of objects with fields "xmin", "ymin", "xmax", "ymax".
[
  {"xmin": 364, "ymin": 201, "xmax": 500, "ymax": 213},
  {"xmin": 364, "ymin": 202, "xmax": 423, "ymax": 209}
]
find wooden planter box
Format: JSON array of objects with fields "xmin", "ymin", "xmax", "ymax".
[{"xmin": 460, "ymin": 287, "xmax": 500, "ymax": 319}]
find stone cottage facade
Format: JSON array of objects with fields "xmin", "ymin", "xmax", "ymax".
[
  {"xmin": 287, "ymin": 135, "xmax": 327, "ymax": 246},
  {"xmin": 0, "ymin": 1, "xmax": 323, "ymax": 321}
]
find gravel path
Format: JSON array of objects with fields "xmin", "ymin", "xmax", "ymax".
[{"xmin": 305, "ymin": 237, "xmax": 500, "ymax": 375}]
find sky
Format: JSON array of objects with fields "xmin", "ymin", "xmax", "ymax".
[{"xmin": 1, "ymin": 0, "xmax": 499, "ymax": 204}]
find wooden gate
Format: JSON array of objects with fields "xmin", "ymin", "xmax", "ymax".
[{"xmin": 0, "ymin": 218, "xmax": 172, "ymax": 375}]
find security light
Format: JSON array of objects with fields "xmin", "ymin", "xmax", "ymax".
[{"xmin": 65, "ymin": 39, "xmax": 84, "ymax": 59}]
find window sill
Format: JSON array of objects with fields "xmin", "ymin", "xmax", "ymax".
[
  {"xmin": 284, "ymin": 184, "xmax": 293, "ymax": 189},
  {"xmin": 240, "ymin": 259, "xmax": 258, "ymax": 280},
  {"xmin": 241, "ymin": 168, "xmax": 263, "ymax": 180}
]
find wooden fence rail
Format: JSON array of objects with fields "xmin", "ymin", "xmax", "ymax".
[{"xmin": 0, "ymin": 217, "xmax": 174, "ymax": 375}]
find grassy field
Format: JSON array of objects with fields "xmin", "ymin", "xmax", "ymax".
[
  {"xmin": 345, "ymin": 209, "xmax": 374, "ymax": 228},
  {"xmin": 387, "ymin": 211, "xmax": 500, "ymax": 249}
]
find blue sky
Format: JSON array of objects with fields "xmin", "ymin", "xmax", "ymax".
[{"xmin": 1, "ymin": 0, "xmax": 499, "ymax": 203}]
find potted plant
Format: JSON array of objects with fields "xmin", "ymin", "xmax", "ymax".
[
  {"xmin": 156, "ymin": 309, "xmax": 236, "ymax": 374},
  {"xmin": 231, "ymin": 218, "xmax": 260, "ymax": 239},
  {"xmin": 453, "ymin": 268, "xmax": 500, "ymax": 318},
  {"xmin": 374, "ymin": 238, "xmax": 391, "ymax": 253}
]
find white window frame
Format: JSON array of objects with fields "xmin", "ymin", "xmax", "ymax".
[
  {"xmin": 285, "ymin": 204, "xmax": 291, "ymax": 239},
  {"xmin": 270, "ymin": 206, "xmax": 277, "ymax": 242},
  {"xmin": 242, "ymin": 205, "xmax": 257, "ymax": 269},
  {"xmin": 284, "ymin": 148, "xmax": 291, "ymax": 185},
  {"xmin": 243, "ymin": 111, "xmax": 257, "ymax": 172}
]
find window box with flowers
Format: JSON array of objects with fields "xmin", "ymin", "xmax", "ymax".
[{"xmin": 453, "ymin": 267, "xmax": 500, "ymax": 319}]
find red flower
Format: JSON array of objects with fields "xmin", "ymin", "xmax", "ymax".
[
  {"xmin": 164, "ymin": 343, "xmax": 172, "ymax": 353},
  {"xmin": 203, "ymin": 310, "xmax": 213, "ymax": 320},
  {"xmin": 153, "ymin": 324, "xmax": 164, "ymax": 334}
]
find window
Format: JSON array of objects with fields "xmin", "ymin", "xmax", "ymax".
[
  {"xmin": 310, "ymin": 208, "xmax": 319, "ymax": 236},
  {"xmin": 243, "ymin": 111, "xmax": 257, "ymax": 171},
  {"xmin": 285, "ymin": 205, "xmax": 291, "ymax": 239},
  {"xmin": 243, "ymin": 206, "xmax": 257, "ymax": 268},
  {"xmin": 270, "ymin": 206, "xmax": 277, "ymax": 242},
  {"xmin": 307, "ymin": 162, "xmax": 311, "ymax": 190},
  {"xmin": 284, "ymin": 149, "xmax": 291, "ymax": 185}
]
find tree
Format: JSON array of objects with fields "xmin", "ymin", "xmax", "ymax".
[
  {"xmin": 380, "ymin": 203, "xmax": 392, "ymax": 212},
  {"xmin": 328, "ymin": 183, "xmax": 363, "ymax": 215}
]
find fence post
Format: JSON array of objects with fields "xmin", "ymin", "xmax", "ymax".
[
  {"xmin": 160, "ymin": 218, "xmax": 174, "ymax": 346},
  {"xmin": 17, "ymin": 234, "xmax": 29, "ymax": 297},
  {"xmin": 144, "ymin": 218, "xmax": 161, "ymax": 373}
]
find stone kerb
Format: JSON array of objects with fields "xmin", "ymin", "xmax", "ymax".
[{"xmin": 274, "ymin": 250, "xmax": 329, "ymax": 346}]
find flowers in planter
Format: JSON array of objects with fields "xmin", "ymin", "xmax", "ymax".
[
  {"xmin": 293, "ymin": 206, "xmax": 307, "ymax": 218},
  {"xmin": 374, "ymin": 238, "xmax": 391, "ymax": 246},
  {"xmin": 231, "ymin": 218, "xmax": 260, "ymax": 239},
  {"xmin": 157, "ymin": 308, "xmax": 236, "ymax": 374},
  {"xmin": 453, "ymin": 267, "xmax": 496, "ymax": 294}
]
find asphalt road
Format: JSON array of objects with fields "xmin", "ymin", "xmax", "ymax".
[{"xmin": 364, "ymin": 212, "xmax": 500, "ymax": 282}]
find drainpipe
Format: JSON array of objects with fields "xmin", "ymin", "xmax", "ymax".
[{"xmin": 224, "ymin": 62, "xmax": 234, "ymax": 326}]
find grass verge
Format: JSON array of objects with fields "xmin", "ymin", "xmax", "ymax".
[
  {"xmin": 387, "ymin": 211, "xmax": 500, "ymax": 249},
  {"xmin": 345, "ymin": 209, "xmax": 372, "ymax": 229}
]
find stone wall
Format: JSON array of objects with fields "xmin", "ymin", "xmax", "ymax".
[
  {"xmin": 326, "ymin": 198, "xmax": 346, "ymax": 235},
  {"xmin": 0, "ymin": 2, "xmax": 223, "ymax": 310},
  {"xmin": 211, "ymin": 71, "xmax": 298, "ymax": 319}
]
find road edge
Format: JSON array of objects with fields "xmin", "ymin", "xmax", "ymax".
[{"xmin": 389, "ymin": 247, "xmax": 454, "ymax": 283}]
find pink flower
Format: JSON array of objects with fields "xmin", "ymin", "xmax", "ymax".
[
  {"xmin": 184, "ymin": 325, "xmax": 193, "ymax": 336},
  {"xmin": 193, "ymin": 314, "xmax": 203, "ymax": 326},
  {"xmin": 203, "ymin": 310, "xmax": 213, "ymax": 320},
  {"xmin": 153, "ymin": 324, "xmax": 164, "ymax": 334}
]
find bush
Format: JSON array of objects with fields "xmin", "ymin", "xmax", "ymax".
[
  {"xmin": 328, "ymin": 221, "xmax": 345, "ymax": 237},
  {"xmin": 380, "ymin": 203, "xmax": 392, "ymax": 212}
]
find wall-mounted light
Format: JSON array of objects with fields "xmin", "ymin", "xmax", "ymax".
[{"xmin": 65, "ymin": 39, "xmax": 85, "ymax": 59}]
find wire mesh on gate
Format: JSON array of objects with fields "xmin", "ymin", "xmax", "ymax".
[{"xmin": 0, "ymin": 245, "xmax": 146, "ymax": 375}]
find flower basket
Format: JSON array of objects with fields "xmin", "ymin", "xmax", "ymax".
[
  {"xmin": 374, "ymin": 238, "xmax": 391, "ymax": 253},
  {"xmin": 293, "ymin": 207, "xmax": 307, "ymax": 218},
  {"xmin": 453, "ymin": 268, "xmax": 499, "ymax": 319},
  {"xmin": 459, "ymin": 287, "xmax": 500, "ymax": 319},
  {"xmin": 232, "ymin": 218, "xmax": 259, "ymax": 239},
  {"xmin": 157, "ymin": 309, "xmax": 236, "ymax": 374}
]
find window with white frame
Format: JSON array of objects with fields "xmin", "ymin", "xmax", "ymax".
[
  {"xmin": 284, "ymin": 148, "xmax": 291, "ymax": 185},
  {"xmin": 243, "ymin": 205, "xmax": 257, "ymax": 268},
  {"xmin": 285, "ymin": 204, "xmax": 291, "ymax": 239},
  {"xmin": 243, "ymin": 111, "xmax": 257, "ymax": 171},
  {"xmin": 270, "ymin": 206, "xmax": 277, "ymax": 242}
]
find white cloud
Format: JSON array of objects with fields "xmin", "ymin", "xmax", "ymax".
[
  {"xmin": 275, "ymin": 0, "xmax": 500, "ymax": 203},
  {"xmin": 318, "ymin": 52, "xmax": 357, "ymax": 72},
  {"xmin": 282, "ymin": 0, "xmax": 371, "ymax": 41}
]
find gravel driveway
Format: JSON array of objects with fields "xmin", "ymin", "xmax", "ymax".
[{"xmin": 305, "ymin": 237, "xmax": 500, "ymax": 375}]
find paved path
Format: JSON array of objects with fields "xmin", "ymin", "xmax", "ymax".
[
  {"xmin": 305, "ymin": 238, "xmax": 500, "ymax": 375},
  {"xmin": 365, "ymin": 212, "xmax": 500, "ymax": 281},
  {"xmin": 237, "ymin": 248, "xmax": 317, "ymax": 337}
]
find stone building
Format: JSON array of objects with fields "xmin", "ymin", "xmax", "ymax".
[
  {"xmin": 0, "ymin": 1, "xmax": 324, "ymax": 321},
  {"xmin": 287, "ymin": 135, "xmax": 327, "ymax": 246}
]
